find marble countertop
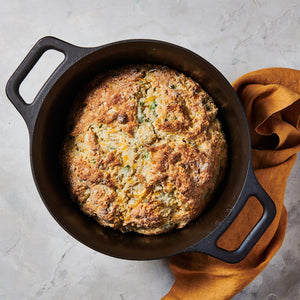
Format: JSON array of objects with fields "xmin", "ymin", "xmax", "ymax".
[{"xmin": 1, "ymin": 1, "xmax": 299, "ymax": 299}]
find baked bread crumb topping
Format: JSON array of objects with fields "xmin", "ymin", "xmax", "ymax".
[{"xmin": 61, "ymin": 65, "xmax": 227, "ymax": 235}]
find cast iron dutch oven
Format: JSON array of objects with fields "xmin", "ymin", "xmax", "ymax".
[{"xmin": 6, "ymin": 37, "xmax": 276, "ymax": 263}]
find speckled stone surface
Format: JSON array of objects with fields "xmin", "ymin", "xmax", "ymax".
[{"xmin": 0, "ymin": 1, "xmax": 299, "ymax": 299}]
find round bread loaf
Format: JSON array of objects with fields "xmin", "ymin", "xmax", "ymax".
[{"xmin": 61, "ymin": 65, "xmax": 227, "ymax": 235}]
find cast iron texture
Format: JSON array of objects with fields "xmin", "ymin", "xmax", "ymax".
[{"xmin": 6, "ymin": 37, "xmax": 276, "ymax": 262}]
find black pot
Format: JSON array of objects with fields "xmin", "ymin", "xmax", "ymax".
[{"xmin": 6, "ymin": 37, "xmax": 276, "ymax": 263}]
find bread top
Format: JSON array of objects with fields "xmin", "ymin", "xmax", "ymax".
[{"xmin": 61, "ymin": 64, "xmax": 227, "ymax": 235}]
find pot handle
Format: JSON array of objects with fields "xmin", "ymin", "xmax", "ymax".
[
  {"xmin": 5, "ymin": 36, "xmax": 83, "ymax": 130},
  {"xmin": 185, "ymin": 166, "xmax": 276, "ymax": 263}
]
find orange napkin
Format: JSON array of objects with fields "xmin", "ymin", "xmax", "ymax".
[{"xmin": 163, "ymin": 68, "xmax": 300, "ymax": 300}]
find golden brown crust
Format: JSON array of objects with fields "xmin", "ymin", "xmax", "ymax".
[{"xmin": 61, "ymin": 64, "xmax": 228, "ymax": 235}]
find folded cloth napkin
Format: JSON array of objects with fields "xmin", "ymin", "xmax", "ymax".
[{"xmin": 162, "ymin": 68, "xmax": 300, "ymax": 300}]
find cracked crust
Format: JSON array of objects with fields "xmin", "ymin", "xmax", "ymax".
[{"xmin": 61, "ymin": 64, "xmax": 228, "ymax": 235}]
